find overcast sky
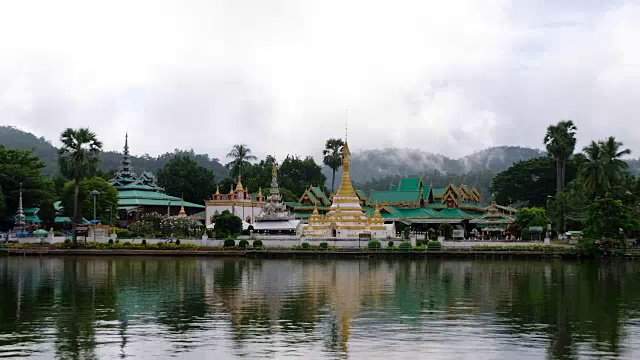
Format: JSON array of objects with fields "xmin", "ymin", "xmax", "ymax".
[{"xmin": 1, "ymin": 0, "xmax": 638, "ymax": 162}]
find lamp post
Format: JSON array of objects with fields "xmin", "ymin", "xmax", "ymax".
[{"xmin": 90, "ymin": 190, "xmax": 100, "ymax": 242}]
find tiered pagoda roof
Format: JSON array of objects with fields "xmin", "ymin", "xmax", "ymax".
[{"xmin": 109, "ymin": 134, "xmax": 204, "ymax": 212}]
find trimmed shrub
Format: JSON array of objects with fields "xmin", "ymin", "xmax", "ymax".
[
  {"xmin": 319, "ymin": 242, "xmax": 328, "ymax": 249},
  {"xmin": 224, "ymin": 239, "xmax": 236, "ymax": 248},
  {"xmin": 426, "ymin": 240, "xmax": 442, "ymax": 251},
  {"xmin": 301, "ymin": 242, "xmax": 310, "ymax": 249},
  {"xmin": 253, "ymin": 239, "xmax": 263, "ymax": 249},
  {"xmin": 175, "ymin": 239, "xmax": 181, "ymax": 245},
  {"xmin": 115, "ymin": 239, "xmax": 120, "ymax": 244},
  {"xmin": 64, "ymin": 238, "xmax": 71, "ymax": 245},
  {"xmin": 141, "ymin": 239, "xmax": 147, "ymax": 246},
  {"xmin": 388, "ymin": 240, "xmax": 394, "ymax": 247},
  {"xmin": 108, "ymin": 239, "xmax": 114, "ymax": 245},
  {"xmin": 368, "ymin": 240, "xmax": 381, "ymax": 250},
  {"xmin": 54, "ymin": 231, "xmax": 63, "ymax": 236},
  {"xmin": 239, "ymin": 239, "xmax": 249, "ymax": 249},
  {"xmin": 398, "ymin": 242, "xmax": 411, "ymax": 251},
  {"xmin": 416, "ymin": 239, "xmax": 425, "ymax": 247}
]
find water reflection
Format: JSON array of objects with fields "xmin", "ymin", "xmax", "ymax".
[{"xmin": 1, "ymin": 257, "xmax": 640, "ymax": 359}]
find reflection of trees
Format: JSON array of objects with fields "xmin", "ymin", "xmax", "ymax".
[{"xmin": 3, "ymin": 257, "xmax": 640, "ymax": 358}]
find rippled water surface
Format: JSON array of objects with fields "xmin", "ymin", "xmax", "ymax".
[{"xmin": 2, "ymin": 257, "xmax": 640, "ymax": 359}]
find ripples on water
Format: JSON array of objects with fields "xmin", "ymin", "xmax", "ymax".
[{"xmin": 2, "ymin": 257, "xmax": 640, "ymax": 359}]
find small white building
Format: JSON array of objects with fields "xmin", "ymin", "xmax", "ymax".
[{"xmin": 204, "ymin": 176, "xmax": 265, "ymax": 227}]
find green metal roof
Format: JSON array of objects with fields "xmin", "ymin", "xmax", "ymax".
[
  {"xmin": 421, "ymin": 185, "xmax": 432, "ymax": 197},
  {"xmin": 368, "ymin": 190, "xmax": 421, "ymax": 204},
  {"xmin": 398, "ymin": 177, "xmax": 422, "ymax": 191},
  {"xmin": 432, "ymin": 188, "xmax": 446, "ymax": 197},
  {"xmin": 395, "ymin": 207, "xmax": 440, "ymax": 218},
  {"xmin": 118, "ymin": 198, "xmax": 204, "ymax": 208},
  {"xmin": 118, "ymin": 190, "xmax": 181, "ymax": 201},
  {"xmin": 389, "ymin": 185, "xmax": 399, "ymax": 191},
  {"xmin": 435, "ymin": 208, "xmax": 475, "ymax": 218},
  {"xmin": 23, "ymin": 208, "xmax": 39, "ymax": 215}
]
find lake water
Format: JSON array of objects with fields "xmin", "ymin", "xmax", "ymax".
[{"xmin": 2, "ymin": 257, "xmax": 640, "ymax": 359}]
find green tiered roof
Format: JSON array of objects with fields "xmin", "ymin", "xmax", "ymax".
[
  {"xmin": 109, "ymin": 134, "xmax": 204, "ymax": 211},
  {"xmin": 368, "ymin": 190, "xmax": 422, "ymax": 204}
]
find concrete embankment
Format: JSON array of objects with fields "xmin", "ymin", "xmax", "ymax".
[{"xmin": 0, "ymin": 247, "xmax": 586, "ymax": 259}]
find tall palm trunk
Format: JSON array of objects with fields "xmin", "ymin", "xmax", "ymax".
[
  {"xmin": 556, "ymin": 160, "xmax": 563, "ymax": 195},
  {"xmin": 72, "ymin": 180, "xmax": 79, "ymax": 245},
  {"xmin": 331, "ymin": 169, "xmax": 336, "ymax": 193}
]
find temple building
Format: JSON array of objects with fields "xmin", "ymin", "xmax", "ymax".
[
  {"xmin": 300, "ymin": 142, "xmax": 395, "ymax": 239},
  {"xmin": 109, "ymin": 134, "xmax": 204, "ymax": 221},
  {"xmin": 470, "ymin": 202, "xmax": 517, "ymax": 238},
  {"xmin": 204, "ymin": 176, "xmax": 266, "ymax": 227},
  {"xmin": 251, "ymin": 163, "xmax": 300, "ymax": 234}
]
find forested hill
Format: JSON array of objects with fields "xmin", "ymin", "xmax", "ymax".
[
  {"xmin": 0, "ymin": 126, "xmax": 229, "ymax": 179},
  {"xmin": 335, "ymin": 146, "xmax": 546, "ymax": 183}
]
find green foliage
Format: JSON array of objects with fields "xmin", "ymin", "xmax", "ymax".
[
  {"xmin": 278, "ymin": 155, "xmax": 326, "ymax": 199},
  {"xmin": 56, "ymin": 241, "xmax": 199, "ymax": 251},
  {"xmin": 491, "ymin": 156, "xmax": 579, "ymax": 207},
  {"xmin": 470, "ymin": 244, "xmax": 569, "ymax": 252},
  {"xmin": 114, "ymin": 228, "xmax": 134, "ymax": 239},
  {"xmin": 225, "ymin": 144, "xmax": 257, "ymax": 179},
  {"xmin": 141, "ymin": 239, "xmax": 147, "ymax": 246},
  {"xmin": 0, "ymin": 145, "xmax": 56, "ymax": 216},
  {"xmin": 387, "ymin": 240, "xmax": 394, "ymax": 247},
  {"xmin": 57, "ymin": 128, "xmax": 102, "ymax": 244},
  {"xmin": 580, "ymin": 137, "xmax": 632, "ymax": 197},
  {"xmin": 0, "ymin": 186, "xmax": 5, "ymax": 218},
  {"xmin": 301, "ymin": 242, "xmax": 310, "ymax": 249},
  {"xmin": 252, "ymin": 239, "xmax": 263, "ymax": 249},
  {"xmin": 584, "ymin": 197, "xmax": 638, "ymax": 240},
  {"xmin": 37, "ymin": 200, "xmax": 57, "ymax": 229},
  {"xmin": 323, "ymin": 138, "xmax": 345, "ymax": 192},
  {"xmin": 546, "ymin": 179, "xmax": 589, "ymax": 233},
  {"xmin": 319, "ymin": 242, "xmax": 328, "ymax": 249},
  {"xmin": 213, "ymin": 210, "xmax": 243, "ymax": 238},
  {"xmin": 175, "ymin": 239, "xmax": 181, "ymax": 245},
  {"xmin": 156, "ymin": 155, "xmax": 215, "ymax": 205},
  {"xmin": 61, "ymin": 177, "xmax": 118, "ymax": 221},
  {"xmin": 108, "ymin": 239, "xmax": 113, "ymax": 244},
  {"xmin": 224, "ymin": 239, "xmax": 236, "ymax": 248},
  {"xmin": 544, "ymin": 120, "xmax": 577, "ymax": 194},
  {"xmin": 398, "ymin": 242, "xmax": 412, "ymax": 251},
  {"xmin": 515, "ymin": 207, "xmax": 549, "ymax": 236},
  {"xmin": 426, "ymin": 240, "xmax": 442, "ymax": 251},
  {"xmin": 367, "ymin": 240, "xmax": 381, "ymax": 250},
  {"xmin": 238, "ymin": 239, "xmax": 249, "ymax": 249}
]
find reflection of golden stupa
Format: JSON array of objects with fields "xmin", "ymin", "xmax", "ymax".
[{"xmin": 301, "ymin": 142, "xmax": 394, "ymax": 238}]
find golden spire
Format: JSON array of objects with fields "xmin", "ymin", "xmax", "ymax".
[
  {"xmin": 334, "ymin": 142, "xmax": 357, "ymax": 198},
  {"xmin": 178, "ymin": 198, "xmax": 186, "ymax": 216},
  {"xmin": 272, "ymin": 162, "xmax": 278, "ymax": 177},
  {"xmin": 312, "ymin": 201, "xmax": 319, "ymax": 215},
  {"xmin": 215, "ymin": 184, "xmax": 220, "ymax": 195},
  {"xmin": 258, "ymin": 187, "xmax": 263, "ymax": 196},
  {"xmin": 235, "ymin": 175, "xmax": 244, "ymax": 191}
]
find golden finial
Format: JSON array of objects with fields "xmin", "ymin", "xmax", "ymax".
[
  {"xmin": 235, "ymin": 175, "xmax": 244, "ymax": 191},
  {"xmin": 272, "ymin": 162, "xmax": 278, "ymax": 177},
  {"xmin": 215, "ymin": 184, "xmax": 220, "ymax": 195},
  {"xmin": 258, "ymin": 187, "xmax": 263, "ymax": 196}
]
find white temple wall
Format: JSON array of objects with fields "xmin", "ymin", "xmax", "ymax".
[{"xmin": 205, "ymin": 204, "xmax": 264, "ymax": 225}]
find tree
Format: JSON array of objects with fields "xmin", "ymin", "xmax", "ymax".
[
  {"xmin": 0, "ymin": 145, "xmax": 56, "ymax": 217},
  {"xmin": 490, "ymin": 157, "xmax": 580, "ymax": 207},
  {"xmin": 323, "ymin": 138, "xmax": 345, "ymax": 193},
  {"xmin": 61, "ymin": 177, "xmax": 119, "ymax": 222},
  {"xmin": 278, "ymin": 155, "xmax": 327, "ymax": 198},
  {"xmin": 544, "ymin": 121, "xmax": 577, "ymax": 194},
  {"xmin": 242, "ymin": 155, "xmax": 277, "ymax": 193},
  {"xmin": 515, "ymin": 207, "xmax": 549, "ymax": 237},
  {"xmin": 584, "ymin": 198, "xmax": 637, "ymax": 242},
  {"xmin": 58, "ymin": 128, "xmax": 102, "ymax": 244},
  {"xmin": 38, "ymin": 200, "xmax": 57, "ymax": 229},
  {"xmin": 0, "ymin": 185, "xmax": 5, "ymax": 218},
  {"xmin": 157, "ymin": 155, "xmax": 216, "ymax": 204},
  {"xmin": 225, "ymin": 144, "xmax": 257, "ymax": 179},
  {"xmin": 579, "ymin": 137, "xmax": 631, "ymax": 197},
  {"xmin": 547, "ymin": 179, "xmax": 589, "ymax": 234},
  {"xmin": 212, "ymin": 210, "xmax": 242, "ymax": 238}
]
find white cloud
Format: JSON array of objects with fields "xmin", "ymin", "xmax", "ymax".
[{"xmin": 0, "ymin": 0, "xmax": 638, "ymax": 163}]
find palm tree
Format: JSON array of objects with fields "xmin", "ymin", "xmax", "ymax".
[
  {"xmin": 322, "ymin": 138, "xmax": 345, "ymax": 193},
  {"xmin": 579, "ymin": 137, "xmax": 631, "ymax": 197},
  {"xmin": 600, "ymin": 136, "xmax": 631, "ymax": 186},
  {"xmin": 225, "ymin": 144, "xmax": 257, "ymax": 179},
  {"xmin": 544, "ymin": 120, "xmax": 577, "ymax": 194},
  {"xmin": 58, "ymin": 128, "xmax": 102, "ymax": 244}
]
